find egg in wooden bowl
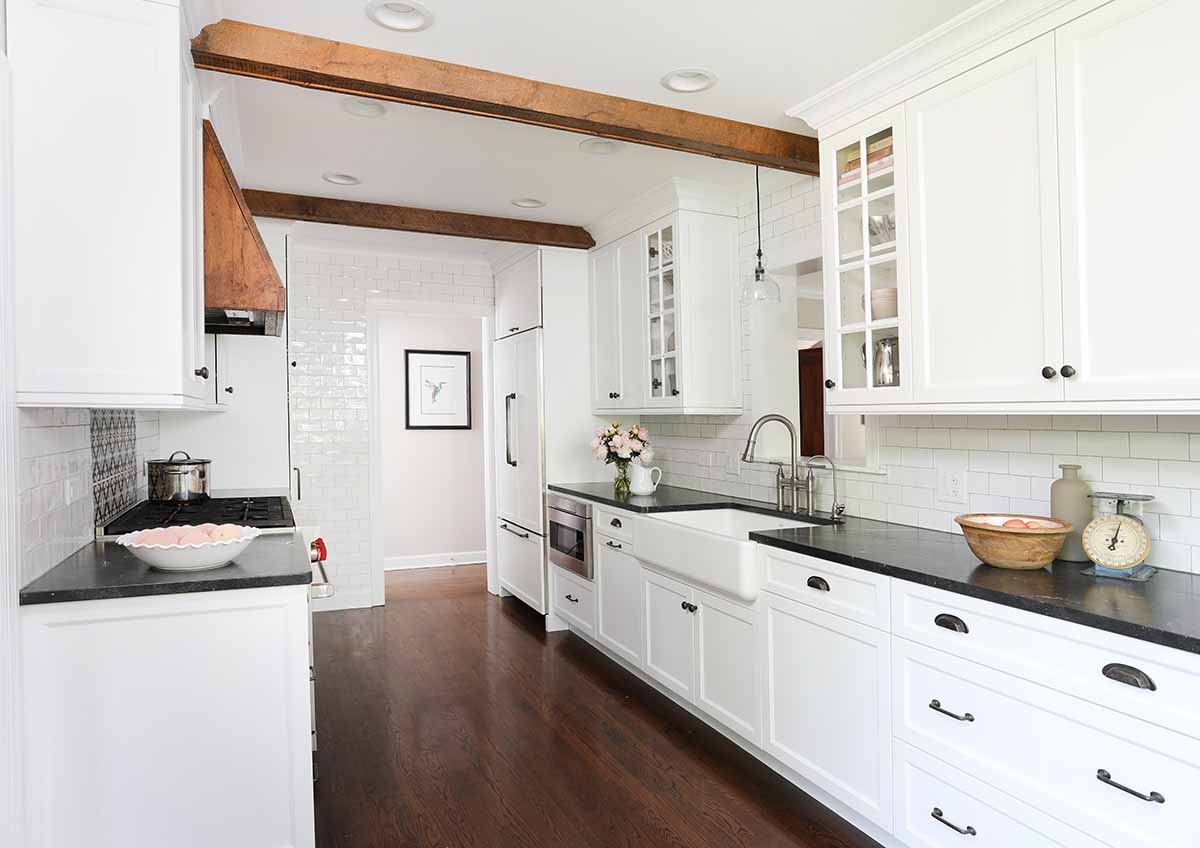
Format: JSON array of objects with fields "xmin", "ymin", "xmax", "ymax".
[{"xmin": 954, "ymin": 514, "xmax": 1072, "ymax": 570}]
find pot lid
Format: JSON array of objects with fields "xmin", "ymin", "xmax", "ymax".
[{"xmin": 147, "ymin": 450, "xmax": 210, "ymax": 466}]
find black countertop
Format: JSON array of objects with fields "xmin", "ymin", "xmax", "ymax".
[
  {"xmin": 550, "ymin": 483, "xmax": 1200, "ymax": 655},
  {"xmin": 20, "ymin": 532, "xmax": 314, "ymax": 605}
]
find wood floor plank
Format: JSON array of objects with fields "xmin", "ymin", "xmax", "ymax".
[{"xmin": 312, "ymin": 565, "xmax": 881, "ymax": 848}]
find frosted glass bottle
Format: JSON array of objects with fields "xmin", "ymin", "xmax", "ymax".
[{"xmin": 1051, "ymin": 463, "xmax": 1091, "ymax": 562}]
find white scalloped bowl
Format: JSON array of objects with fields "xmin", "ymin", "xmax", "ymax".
[{"xmin": 115, "ymin": 526, "xmax": 262, "ymax": 572}]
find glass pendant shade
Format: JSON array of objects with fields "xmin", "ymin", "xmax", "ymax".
[{"xmin": 742, "ymin": 267, "xmax": 781, "ymax": 304}]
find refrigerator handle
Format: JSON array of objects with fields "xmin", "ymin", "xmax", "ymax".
[{"xmin": 505, "ymin": 393, "xmax": 517, "ymax": 467}]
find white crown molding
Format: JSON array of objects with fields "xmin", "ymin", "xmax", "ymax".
[
  {"xmin": 788, "ymin": 0, "xmax": 1107, "ymax": 134},
  {"xmin": 587, "ymin": 178, "xmax": 737, "ymax": 250}
]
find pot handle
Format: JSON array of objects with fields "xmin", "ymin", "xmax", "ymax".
[{"xmin": 167, "ymin": 450, "xmax": 193, "ymax": 462}]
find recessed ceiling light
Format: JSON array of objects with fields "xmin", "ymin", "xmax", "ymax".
[
  {"xmin": 342, "ymin": 98, "xmax": 387, "ymax": 119},
  {"xmin": 660, "ymin": 67, "xmax": 718, "ymax": 93},
  {"xmin": 511, "ymin": 197, "xmax": 545, "ymax": 209},
  {"xmin": 322, "ymin": 172, "xmax": 361, "ymax": 186},
  {"xmin": 368, "ymin": 289, "xmax": 382, "ymax": 294},
  {"xmin": 365, "ymin": 0, "xmax": 433, "ymax": 32},
  {"xmin": 579, "ymin": 137, "xmax": 623, "ymax": 156}
]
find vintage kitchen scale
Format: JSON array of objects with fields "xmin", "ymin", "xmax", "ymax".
[{"xmin": 1081, "ymin": 492, "xmax": 1155, "ymax": 581}]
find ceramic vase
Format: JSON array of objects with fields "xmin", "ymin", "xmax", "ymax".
[{"xmin": 1051, "ymin": 463, "xmax": 1091, "ymax": 562}]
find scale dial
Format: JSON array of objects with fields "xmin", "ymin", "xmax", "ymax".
[{"xmin": 1082, "ymin": 515, "xmax": 1151, "ymax": 570}]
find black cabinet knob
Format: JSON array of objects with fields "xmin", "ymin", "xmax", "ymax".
[
  {"xmin": 824, "ymin": 379, "xmax": 836, "ymax": 389},
  {"xmin": 194, "ymin": 366, "xmax": 209, "ymax": 379},
  {"xmin": 1061, "ymin": 364, "xmax": 1077, "ymax": 378},
  {"xmin": 652, "ymin": 378, "xmax": 663, "ymax": 389},
  {"xmin": 223, "ymin": 386, "xmax": 234, "ymax": 394},
  {"xmin": 1041, "ymin": 366, "xmax": 1057, "ymax": 379},
  {"xmin": 671, "ymin": 389, "xmax": 680, "ymax": 396}
]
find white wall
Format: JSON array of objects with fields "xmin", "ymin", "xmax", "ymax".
[{"xmin": 378, "ymin": 313, "xmax": 485, "ymax": 567}]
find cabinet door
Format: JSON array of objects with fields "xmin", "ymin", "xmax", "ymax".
[
  {"xmin": 616, "ymin": 232, "xmax": 648, "ymax": 408},
  {"xmin": 589, "ymin": 242, "xmax": 622, "ymax": 409},
  {"xmin": 822, "ymin": 108, "xmax": 912, "ymax": 405},
  {"xmin": 694, "ymin": 589, "xmax": 760, "ymax": 745},
  {"xmin": 511, "ymin": 331, "xmax": 544, "ymax": 533},
  {"xmin": 762, "ymin": 593, "xmax": 892, "ymax": 831},
  {"xmin": 497, "ymin": 520, "xmax": 546, "ymax": 614},
  {"xmin": 907, "ymin": 36, "xmax": 1063, "ymax": 403},
  {"xmin": 179, "ymin": 38, "xmax": 207, "ymax": 400},
  {"xmin": 495, "ymin": 250, "xmax": 541, "ymax": 338},
  {"xmin": 641, "ymin": 568, "xmax": 695, "ymax": 701},
  {"xmin": 595, "ymin": 535, "xmax": 642, "ymax": 666},
  {"xmin": 1057, "ymin": 0, "xmax": 1200, "ymax": 401},
  {"xmin": 642, "ymin": 218, "xmax": 680, "ymax": 407},
  {"xmin": 493, "ymin": 337, "xmax": 518, "ymax": 522}
]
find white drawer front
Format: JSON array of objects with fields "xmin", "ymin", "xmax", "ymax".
[
  {"xmin": 894, "ymin": 637, "xmax": 1200, "ymax": 848},
  {"xmin": 552, "ymin": 566, "xmax": 595, "ymax": 636},
  {"xmin": 595, "ymin": 531, "xmax": 633, "ymax": 560},
  {"xmin": 894, "ymin": 741, "xmax": 1105, "ymax": 848},
  {"xmin": 498, "ymin": 521, "xmax": 546, "ymax": 614},
  {"xmin": 760, "ymin": 546, "xmax": 890, "ymax": 630},
  {"xmin": 892, "ymin": 579, "xmax": 1200, "ymax": 741},
  {"xmin": 594, "ymin": 506, "xmax": 634, "ymax": 544}
]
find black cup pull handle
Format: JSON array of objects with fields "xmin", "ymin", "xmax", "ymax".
[
  {"xmin": 931, "ymin": 808, "xmax": 976, "ymax": 836},
  {"xmin": 610, "ymin": 518, "xmax": 623, "ymax": 528},
  {"xmin": 1096, "ymin": 769, "xmax": 1164, "ymax": 804},
  {"xmin": 806, "ymin": 575, "xmax": 830, "ymax": 592},
  {"xmin": 1102, "ymin": 663, "xmax": 1156, "ymax": 691},
  {"xmin": 935, "ymin": 613, "xmax": 969, "ymax": 634},
  {"xmin": 929, "ymin": 699, "xmax": 975, "ymax": 722}
]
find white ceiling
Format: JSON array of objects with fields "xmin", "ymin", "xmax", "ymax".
[{"xmin": 196, "ymin": 0, "xmax": 981, "ymax": 228}]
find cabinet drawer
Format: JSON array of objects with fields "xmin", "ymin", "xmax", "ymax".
[
  {"xmin": 761, "ymin": 546, "xmax": 890, "ymax": 630},
  {"xmin": 894, "ymin": 741, "xmax": 1104, "ymax": 848},
  {"xmin": 497, "ymin": 520, "xmax": 546, "ymax": 614},
  {"xmin": 595, "ymin": 507, "xmax": 634, "ymax": 544},
  {"xmin": 551, "ymin": 566, "xmax": 595, "ymax": 636},
  {"xmin": 894, "ymin": 637, "xmax": 1200, "ymax": 848},
  {"xmin": 892, "ymin": 579, "xmax": 1200, "ymax": 741},
  {"xmin": 595, "ymin": 531, "xmax": 633, "ymax": 560}
]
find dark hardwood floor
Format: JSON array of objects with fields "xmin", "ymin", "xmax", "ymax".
[{"xmin": 312, "ymin": 565, "xmax": 880, "ymax": 848}]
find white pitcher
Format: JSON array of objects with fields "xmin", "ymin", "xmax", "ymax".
[{"xmin": 629, "ymin": 462, "xmax": 662, "ymax": 495}]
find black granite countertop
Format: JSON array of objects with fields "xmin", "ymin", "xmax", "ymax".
[
  {"xmin": 551, "ymin": 483, "xmax": 1200, "ymax": 655},
  {"xmin": 20, "ymin": 532, "xmax": 314, "ymax": 605}
]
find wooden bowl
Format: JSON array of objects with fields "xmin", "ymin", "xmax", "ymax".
[{"xmin": 954, "ymin": 514, "xmax": 1072, "ymax": 570}]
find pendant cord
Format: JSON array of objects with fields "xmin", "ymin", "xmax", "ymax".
[{"xmin": 755, "ymin": 166, "xmax": 763, "ymax": 266}]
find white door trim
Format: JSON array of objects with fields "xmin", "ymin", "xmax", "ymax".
[
  {"xmin": 0, "ymin": 49, "xmax": 29, "ymax": 848},
  {"xmin": 367, "ymin": 299, "xmax": 497, "ymax": 606}
]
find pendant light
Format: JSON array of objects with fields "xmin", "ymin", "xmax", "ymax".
[{"xmin": 741, "ymin": 166, "xmax": 781, "ymax": 305}]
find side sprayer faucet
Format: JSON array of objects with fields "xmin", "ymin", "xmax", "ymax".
[
  {"xmin": 741, "ymin": 414, "xmax": 845, "ymax": 521},
  {"xmin": 804, "ymin": 455, "xmax": 845, "ymax": 522}
]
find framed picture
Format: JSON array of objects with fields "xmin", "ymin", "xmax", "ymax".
[{"xmin": 404, "ymin": 350, "xmax": 472, "ymax": 430}]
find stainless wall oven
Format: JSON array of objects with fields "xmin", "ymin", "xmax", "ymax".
[{"xmin": 547, "ymin": 495, "xmax": 592, "ymax": 580}]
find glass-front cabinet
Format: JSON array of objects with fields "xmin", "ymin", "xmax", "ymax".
[
  {"xmin": 644, "ymin": 220, "xmax": 680, "ymax": 405},
  {"xmin": 821, "ymin": 107, "xmax": 911, "ymax": 406}
]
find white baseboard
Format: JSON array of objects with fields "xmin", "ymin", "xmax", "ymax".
[{"xmin": 383, "ymin": 550, "xmax": 487, "ymax": 571}]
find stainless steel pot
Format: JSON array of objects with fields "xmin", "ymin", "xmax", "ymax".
[{"xmin": 146, "ymin": 450, "xmax": 211, "ymax": 502}]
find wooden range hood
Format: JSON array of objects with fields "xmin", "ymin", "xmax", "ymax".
[{"xmin": 203, "ymin": 119, "xmax": 286, "ymax": 335}]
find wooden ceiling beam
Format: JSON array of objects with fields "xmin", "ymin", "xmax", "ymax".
[
  {"xmin": 191, "ymin": 19, "xmax": 819, "ymax": 175},
  {"xmin": 243, "ymin": 190, "xmax": 596, "ymax": 250}
]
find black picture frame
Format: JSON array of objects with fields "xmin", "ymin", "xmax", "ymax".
[{"xmin": 404, "ymin": 349, "xmax": 472, "ymax": 430}]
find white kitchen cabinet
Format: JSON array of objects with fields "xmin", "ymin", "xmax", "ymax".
[
  {"xmin": 1056, "ymin": 0, "xmax": 1200, "ymax": 403},
  {"xmin": 595, "ymin": 532, "xmax": 643, "ymax": 666},
  {"xmin": 551, "ymin": 565, "xmax": 595, "ymax": 637},
  {"xmin": 762, "ymin": 591, "xmax": 892, "ymax": 831},
  {"xmin": 497, "ymin": 519, "xmax": 546, "ymax": 614},
  {"xmin": 694, "ymin": 588, "xmax": 761, "ymax": 745},
  {"xmin": 589, "ymin": 183, "xmax": 741, "ymax": 416},
  {"xmin": 9, "ymin": 0, "xmax": 211, "ymax": 410},
  {"xmin": 906, "ymin": 35, "xmax": 1063, "ymax": 404},
  {"xmin": 495, "ymin": 249, "xmax": 541, "ymax": 339},
  {"xmin": 22, "ymin": 586, "xmax": 314, "ymax": 848},
  {"xmin": 641, "ymin": 568, "xmax": 696, "ymax": 700},
  {"xmin": 821, "ymin": 108, "xmax": 911, "ymax": 407},
  {"xmin": 494, "ymin": 331, "xmax": 544, "ymax": 535}
]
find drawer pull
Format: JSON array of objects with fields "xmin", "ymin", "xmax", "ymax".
[
  {"xmin": 806, "ymin": 575, "xmax": 831, "ymax": 592},
  {"xmin": 606, "ymin": 541, "xmax": 623, "ymax": 550},
  {"xmin": 564, "ymin": 594, "xmax": 579, "ymax": 604},
  {"xmin": 929, "ymin": 699, "xmax": 974, "ymax": 722},
  {"xmin": 935, "ymin": 613, "xmax": 969, "ymax": 634},
  {"xmin": 1102, "ymin": 663, "xmax": 1157, "ymax": 692},
  {"xmin": 680, "ymin": 601, "xmax": 698, "ymax": 613},
  {"xmin": 931, "ymin": 808, "xmax": 976, "ymax": 836},
  {"xmin": 499, "ymin": 523, "xmax": 530, "ymax": 539},
  {"xmin": 1096, "ymin": 769, "xmax": 1165, "ymax": 804},
  {"xmin": 610, "ymin": 518, "xmax": 623, "ymax": 529}
]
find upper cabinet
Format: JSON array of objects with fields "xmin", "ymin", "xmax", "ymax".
[
  {"xmin": 806, "ymin": 0, "xmax": 1200, "ymax": 413},
  {"xmin": 495, "ymin": 249, "xmax": 542, "ymax": 339},
  {"xmin": 9, "ymin": 0, "xmax": 210, "ymax": 409},
  {"xmin": 589, "ymin": 183, "xmax": 742, "ymax": 416}
]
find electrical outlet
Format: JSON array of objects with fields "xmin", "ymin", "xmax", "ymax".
[
  {"xmin": 938, "ymin": 470, "xmax": 964, "ymax": 503},
  {"xmin": 935, "ymin": 451, "xmax": 969, "ymax": 510}
]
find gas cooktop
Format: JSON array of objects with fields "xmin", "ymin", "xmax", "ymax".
[{"xmin": 102, "ymin": 497, "xmax": 296, "ymax": 536}]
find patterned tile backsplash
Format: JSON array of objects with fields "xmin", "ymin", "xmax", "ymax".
[{"xmin": 18, "ymin": 407, "xmax": 159, "ymax": 585}]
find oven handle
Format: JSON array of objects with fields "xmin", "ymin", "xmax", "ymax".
[
  {"xmin": 309, "ymin": 538, "xmax": 335, "ymax": 600},
  {"xmin": 504, "ymin": 393, "xmax": 517, "ymax": 467}
]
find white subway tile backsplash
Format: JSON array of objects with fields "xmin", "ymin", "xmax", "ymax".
[
  {"xmin": 1160, "ymin": 515, "xmax": 1200, "ymax": 545},
  {"xmin": 1103, "ymin": 415, "xmax": 1156, "ymax": 432},
  {"xmin": 987, "ymin": 429, "xmax": 1030, "ymax": 452},
  {"xmin": 1129, "ymin": 432, "xmax": 1190, "ymax": 460},
  {"xmin": 1030, "ymin": 430, "xmax": 1078, "ymax": 454},
  {"xmin": 1158, "ymin": 416, "xmax": 1200, "ymax": 433},
  {"xmin": 1052, "ymin": 415, "xmax": 1101, "ymax": 431},
  {"xmin": 900, "ymin": 447, "xmax": 934, "ymax": 468},
  {"xmin": 1157, "ymin": 461, "xmax": 1200, "ymax": 489},
  {"xmin": 1077, "ymin": 431, "xmax": 1130, "ymax": 458},
  {"xmin": 988, "ymin": 474, "xmax": 1031, "ymax": 499},
  {"xmin": 1009, "ymin": 453, "xmax": 1053, "ymax": 478},
  {"xmin": 967, "ymin": 451, "xmax": 1009, "ymax": 474},
  {"xmin": 1100, "ymin": 457, "xmax": 1158, "ymax": 486},
  {"xmin": 949, "ymin": 429, "xmax": 989, "ymax": 450}
]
